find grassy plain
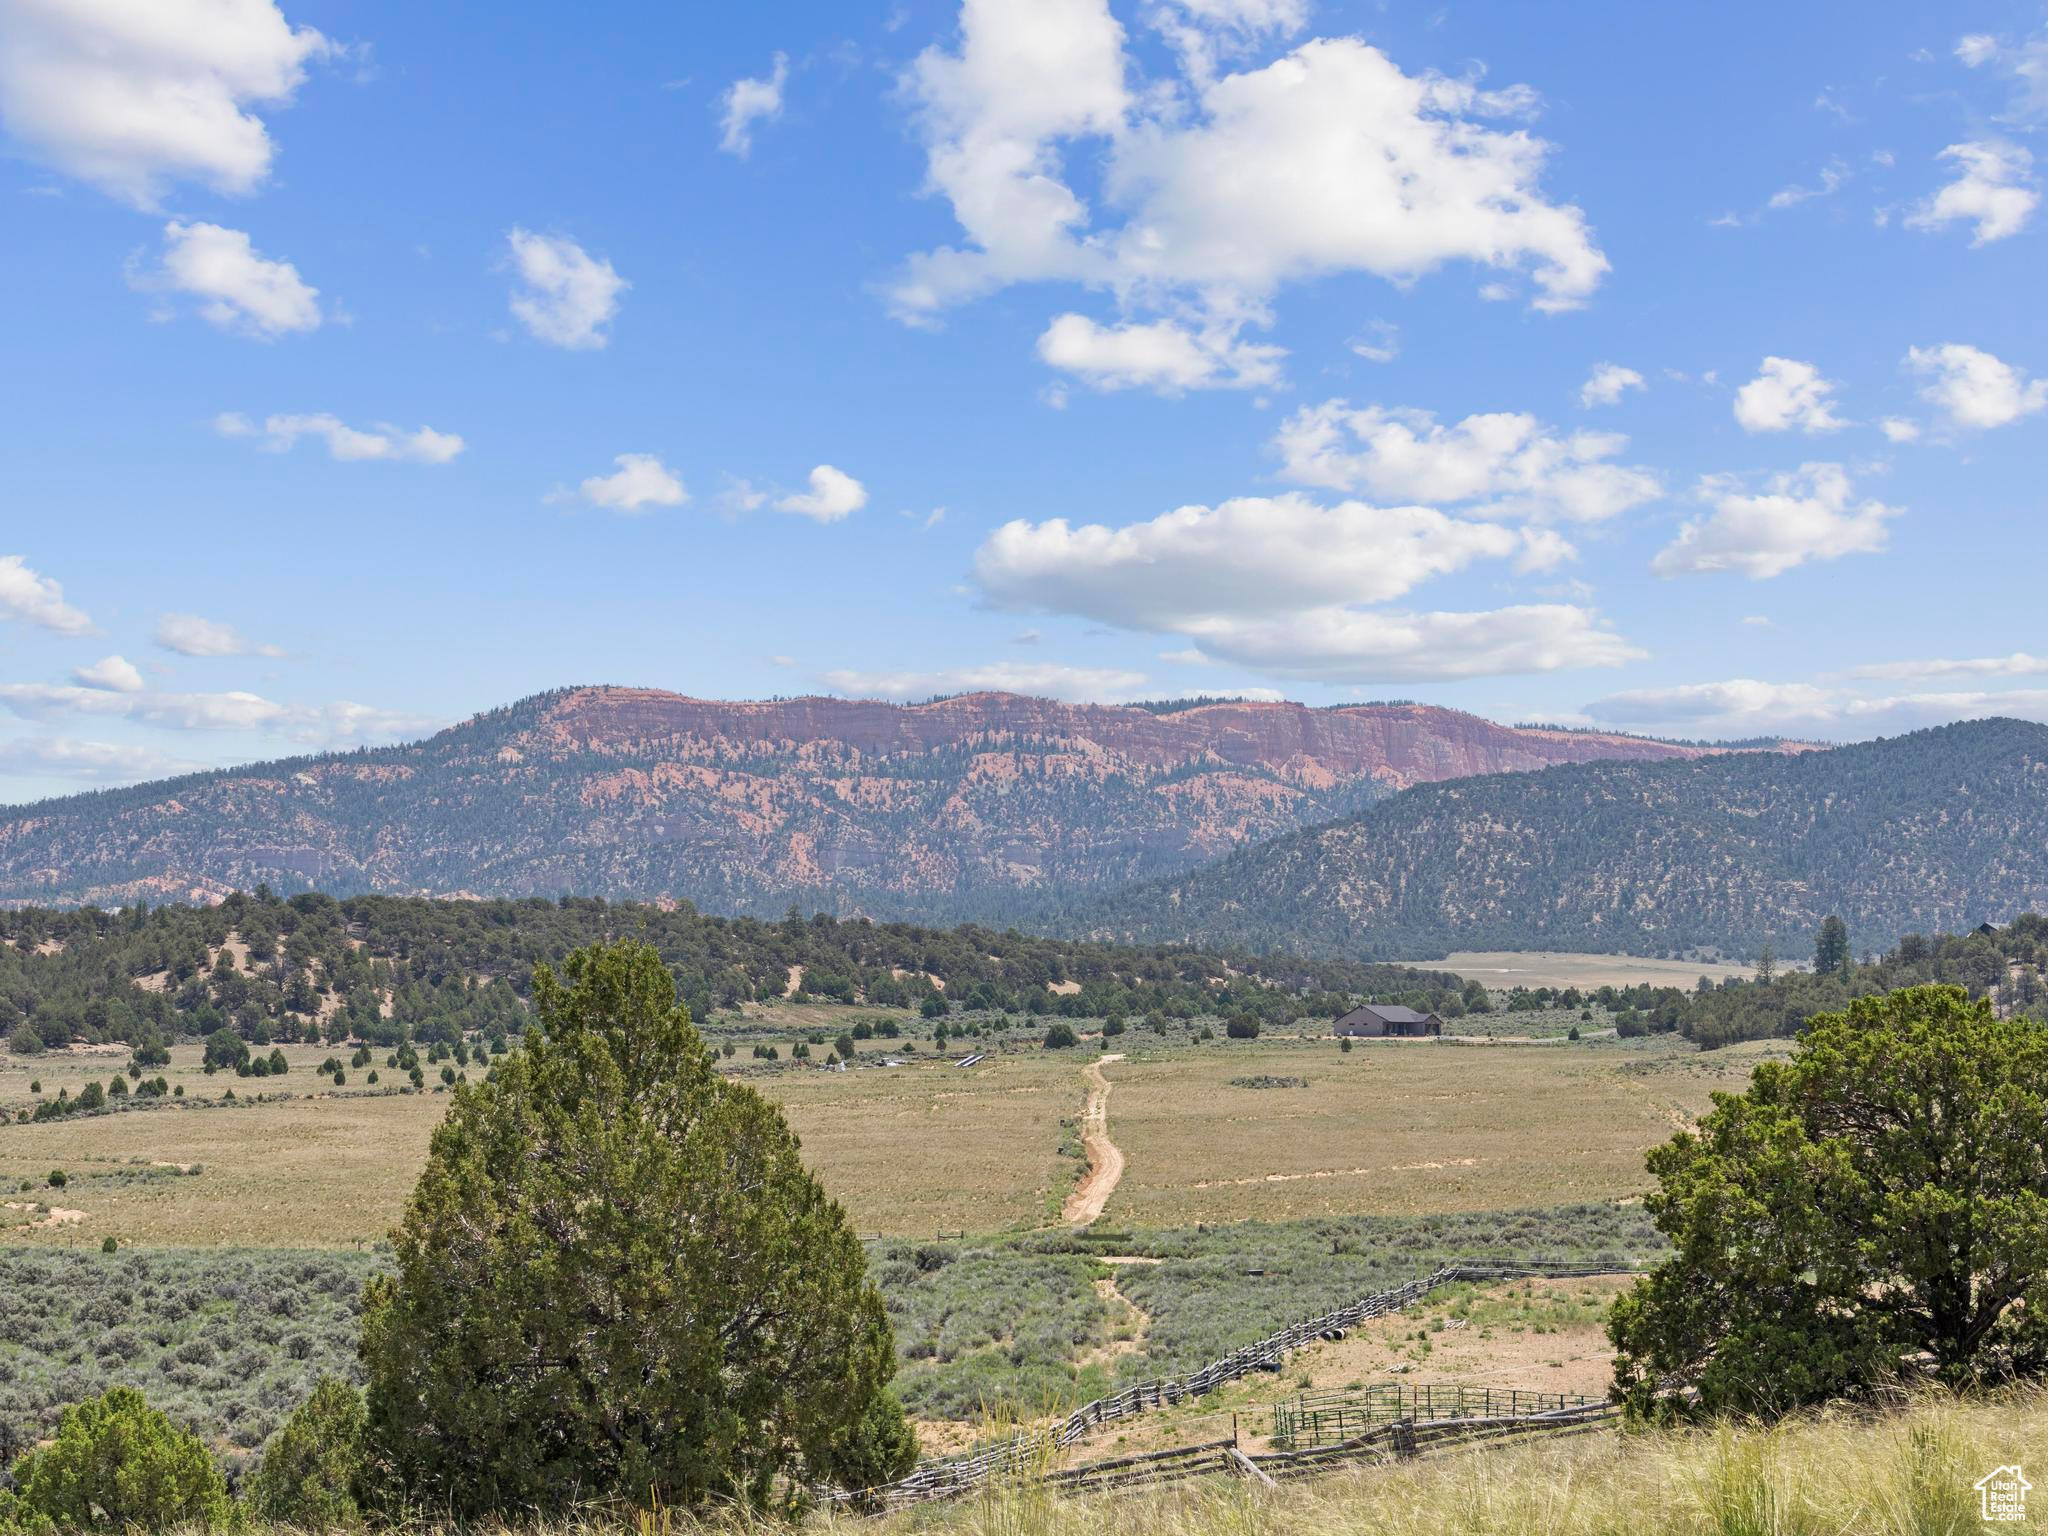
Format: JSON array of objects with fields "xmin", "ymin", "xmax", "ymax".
[
  {"xmin": 1098, "ymin": 1034, "xmax": 1757, "ymax": 1227},
  {"xmin": 1441, "ymin": 949, "xmax": 1756, "ymax": 990},
  {"xmin": 1, "ymin": 1016, "xmax": 1767, "ymax": 1246}
]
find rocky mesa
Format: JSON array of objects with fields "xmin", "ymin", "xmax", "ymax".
[{"xmin": 0, "ymin": 686, "xmax": 1770, "ymax": 917}]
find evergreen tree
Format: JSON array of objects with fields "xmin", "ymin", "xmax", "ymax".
[
  {"xmin": 1611, "ymin": 985, "xmax": 2048, "ymax": 1416},
  {"xmin": 1814, "ymin": 915, "xmax": 1850, "ymax": 976},
  {"xmin": 359, "ymin": 940, "xmax": 910, "ymax": 1516}
]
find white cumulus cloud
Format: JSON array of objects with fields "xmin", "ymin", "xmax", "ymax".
[
  {"xmin": 719, "ymin": 52, "xmax": 788, "ymax": 157},
  {"xmin": 141, "ymin": 221, "xmax": 321, "ymax": 338},
  {"xmin": 1652, "ymin": 463, "xmax": 1898, "ymax": 580},
  {"xmin": 891, "ymin": 7, "xmax": 1608, "ymax": 373},
  {"xmin": 776, "ymin": 465, "xmax": 868, "ymax": 522},
  {"xmin": 1732, "ymin": 357, "xmax": 1847, "ymax": 434},
  {"xmin": 1578, "ymin": 362, "xmax": 1644, "ymax": 408},
  {"xmin": 1905, "ymin": 342, "xmax": 2047, "ymax": 431},
  {"xmin": 0, "ymin": 0, "xmax": 332, "ymax": 208},
  {"xmin": 216, "ymin": 411, "xmax": 463, "ymax": 463},
  {"xmin": 1906, "ymin": 141, "xmax": 2039, "ymax": 244},
  {"xmin": 1272, "ymin": 401, "xmax": 1660, "ymax": 523},
  {"xmin": 572, "ymin": 453, "xmax": 688, "ymax": 514},
  {"xmin": 971, "ymin": 491, "xmax": 1638, "ymax": 683},
  {"xmin": 72, "ymin": 655, "xmax": 145, "ymax": 693},
  {"xmin": 0, "ymin": 555, "xmax": 94, "ymax": 634},
  {"xmin": 153, "ymin": 612, "xmax": 279, "ymax": 657},
  {"xmin": 506, "ymin": 229, "xmax": 627, "ymax": 350},
  {"xmin": 1036, "ymin": 312, "xmax": 1283, "ymax": 392}
]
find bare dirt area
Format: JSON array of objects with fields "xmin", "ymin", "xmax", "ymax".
[{"xmin": 1062, "ymin": 1053, "xmax": 1126, "ymax": 1226}]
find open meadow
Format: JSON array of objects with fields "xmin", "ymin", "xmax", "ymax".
[
  {"xmin": 1, "ymin": 1014, "xmax": 1763, "ymax": 1247},
  {"xmin": 0, "ymin": 991, "xmax": 1759, "ymax": 1460},
  {"xmin": 1439, "ymin": 950, "xmax": 1756, "ymax": 991}
]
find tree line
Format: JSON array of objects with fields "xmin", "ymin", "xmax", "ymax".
[{"xmin": 1, "ymin": 888, "xmax": 1467, "ymax": 1059}]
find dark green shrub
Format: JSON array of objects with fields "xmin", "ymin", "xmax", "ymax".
[
  {"xmin": 1042, "ymin": 1023, "xmax": 1077, "ymax": 1049},
  {"xmin": 6, "ymin": 1024, "xmax": 43, "ymax": 1057},
  {"xmin": 10, "ymin": 1387, "xmax": 228, "ymax": 1532},
  {"xmin": 245, "ymin": 1378, "xmax": 366, "ymax": 1528},
  {"xmin": 1225, "ymin": 1016, "xmax": 1260, "ymax": 1039},
  {"xmin": 46, "ymin": 1170, "xmax": 64, "ymax": 1189}
]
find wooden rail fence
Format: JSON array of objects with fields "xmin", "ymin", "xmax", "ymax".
[
  {"xmin": 831, "ymin": 1257, "xmax": 1637, "ymax": 1510},
  {"xmin": 1273, "ymin": 1382, "xmax": 1600, "ymax": 1447}
]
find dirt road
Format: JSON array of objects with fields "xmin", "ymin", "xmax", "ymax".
[{"xmin": 1061, "ymin": 1053, "xmax": 1125, "ymax": 1226}]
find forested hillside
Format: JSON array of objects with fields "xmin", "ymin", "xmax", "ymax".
[
  {"xmin": 1080, "ymin": 719, "xmax": 2048, "ymax": 960},
  {"xmin": 0, "ymin": 687, "xmax": 1760, "ymax": 918},
  {"xmin": 0, "ymin": 889, "xmax": 1465, "ymax": 1056}
]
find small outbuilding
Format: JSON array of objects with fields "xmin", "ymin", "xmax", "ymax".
[{"xmin": 1333, "ymin": 1003, "xmax": 1443, "ymax": 1038}]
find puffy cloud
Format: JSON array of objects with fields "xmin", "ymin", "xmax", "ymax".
[
  {"xmin": 1905, "ymin": 342, "xmax": 2047, "ymax": 431},
  {"xmin": 719, "ymin": 52, "xmax": 788, "ymax": 157},
  {"xmin": 1652, "ymin": 463, "xmax": 1898, "ymax": 580},
  {"xmin": 1035, "ymin": 312, "xmax": 1283, "ymax": 391},
  {"xmin": 142, "ymin": 221, "xmax": 321, "ymax": 338},
  {"xmin": 1906, "ymin": 141, "xmax": 2039, "ymax": 244},
  {"xmin": 776, "ymin": 464, "xmax": 867, "ymax": 522},
  {"xmin": 506, "ymin": 229, "xmax": 627, "ymax": 350},
  {"xmin": 72, "ymin": 655, "xmax": 144, "ymax": 693},
  {"xmin": 1853, "ymin": 652, "xmax": 2048, "ymax": 682},
  {"xmin": 215, "ymin": 411, "xmax": 463, "ymax": 463},
  {"xmin": 152, "ymin": 612, "xmax": 279, "ymax": 657},
  {"xmin": 976, "ymin": 494, "xmax": 1518, "ymax": 622},
  {"xmin": 0, "ymin": 0, "xmax": 331, "ymax": 208},
  {"xmin": 819, "ymin": 661, "xmax": 1150, "ymax": 703},
  {"xmin": 0, "ymin": 554, "xmax": 94, "ymax": 634},
  {"xmin": 971, "ymin": 492, "xmax": 1637, "ymax": 683},
  {"xmin": 1172, "ymin": 603, "xmax": 1643, "ymax": 683},
  {"xmin": 1731, "ymin": 357, "xmax": 1847, "ymax": 434},
  {"xmin": 1272, "ymin": 401, "xmax": 1660, "ymax": 523},
  {"xmin": 0, "ymin": 735, "xmax": 203, "ymax": 784},
  {"xmin": 572, "ymin": 453, "xmax": 688, "ymax": 514},
  {"xmin": 892, "ymin": 8, "xmax": 1608, "ymax": 356},
  {"xmin": 1578, "ymin": 362, "xmax": 1644, "ymax": 408},
  {"xmin": 1878, "ymin": 416, "xmax": 1921, "ymax": 443}
]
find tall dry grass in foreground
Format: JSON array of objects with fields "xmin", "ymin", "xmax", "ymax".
[{"xmin": 214, "ymin": 1388, "xmax": 2046, "ymax": 1536}]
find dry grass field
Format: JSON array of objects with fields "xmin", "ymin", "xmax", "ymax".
[
  {"xmin": 1097, "ymin": 1035, "xmax": 1758, "ymax": 1227},
  {"xmin": 1441, "ymin": 950, "xmax": 1755, "ymax": 991},
  {"xmin": 0, "ymin": 1025, "xmax": 1766, "ymax": 1248}
]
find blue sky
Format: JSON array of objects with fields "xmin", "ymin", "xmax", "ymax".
[{"xmin": 3, "ymin": 0, "xmax": 2047, "ymax": 803}]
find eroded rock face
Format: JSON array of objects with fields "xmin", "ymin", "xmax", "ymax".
[{"xmin": 0, "ymin": 687, "xmax": 1755, "ymax": 916}]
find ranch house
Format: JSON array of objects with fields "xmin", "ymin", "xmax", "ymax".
[{"xmin": 1333, "ymin": 1003, "xmax": 1443, "ymax": 1038}]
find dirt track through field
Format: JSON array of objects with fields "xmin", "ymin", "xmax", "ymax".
[{"xmin": 1062, "ymin": 1053, "xmax": 1125, "ymax": 1226}]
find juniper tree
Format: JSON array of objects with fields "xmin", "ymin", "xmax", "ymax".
[
  {"xmin": 360, "ymin": 940, "xmax": 910, "ymax": 1516},
  {"xmin": 1611, "ymin": 985, "xmax": 2048, "ymax": 1416}
]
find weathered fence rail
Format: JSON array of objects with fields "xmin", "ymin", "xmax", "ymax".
[
  {"xmin": 1273, "ymin": 1382, "xmax": 1600, "ymax": 1447},
  {"xmin": 832, "ymin": 1256, "xmax": 1637, "ymax": 1509}
]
